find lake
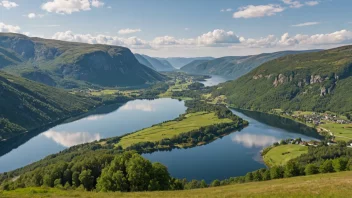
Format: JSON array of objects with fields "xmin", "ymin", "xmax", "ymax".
[
  {"xmin": 198, "ymin": 75, "xmax": 230, "ymax": 87},
  {"xmin": 0, "ymin": 98, "xmax": 320, "ymax": 182}
]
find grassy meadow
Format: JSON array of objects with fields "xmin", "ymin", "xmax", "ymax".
[
  {"xmin": 2, "ymin": 171, "xmax": 352, "ymax": 198},
  {"xmin": 263, "ymin": 144, "xmax": 308, "ymax": 167},
  {"xmin": 117, "ymin": 112, "xmax": 233, "ymax": 148}
]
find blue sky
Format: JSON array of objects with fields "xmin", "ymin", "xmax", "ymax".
[{"xmin": 0, "ymin": 0, "xmax": 351, "ymax": 57}]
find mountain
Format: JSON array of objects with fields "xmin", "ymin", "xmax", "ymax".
[
  {"xmin": 134, "ymin": 54, "xmax": 155, "ymax": 70},
  {"xmin": 157, "ymin": 57, "xmax": 214, "ymax": 69},
  {"xmin": 135, "ymin": 54, "xmax": 175, "ymax": 71},
  {"xmin": 0, "ymin": 33, "xmax": 165, "ymax": 88},
  {"xmin": 0, "ymin": 71, "xmax": 99, "ymax": 141},
  {"xmin": 212, "ymin": 45, "xmax": 352, "ymax": 114},
  {"xmin": 181, "ymin": 51, "xmax": 318, "ymax": 80}
]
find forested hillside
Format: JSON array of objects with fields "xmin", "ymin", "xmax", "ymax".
[
  {"xmin": 213, "ymin": 46, "xmax": 352, "ymax": 114},
  {"xmin": 0, "ymin": 71, "xmax": 99, "ymax": 141},
  {"xmin": 181, "ymin": 50, "xmax": 318, "ymax": 79},
  {"xmin": 0, "ymin": 33, "xmax": 165, "ymax": 88},
  {"xmin": 135, "ymin": 54, "xmax": 175, "ymax": 71}
]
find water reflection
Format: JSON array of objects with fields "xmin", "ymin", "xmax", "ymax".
[
  {"xmin": 120, "ymin": 102, "xmax": 156, "ymax": 112},
  {"xmin": 198, "ymin": 75, "xmax": 230, "ymax": 87},
  {"xmin": 42, "ymin": 130, "xmax": 101, "ymax": 147},
  {"xmin": 232, "ymin": 133, "xmax": 280, "ymax": 148},
  {"xmin": 83, "ymin": 115, "xmax": 106, "ymax": 121}
]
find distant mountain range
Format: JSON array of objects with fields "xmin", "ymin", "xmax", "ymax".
[
  {"xmin": 181, "ymin": 50, "xmax": 319, "ymax": 80},
  {"xmin": 212, "ymin": 45, "xmax": 352, "ymax": 113},
  {"xmin": 156, "ymin": 57, "xmax": 214, "ymax": 69},
  {"xmin": 135, "ymin": 54, "xmax": 175, "ymax": 71},
  {"xmin": 0, "ymin": 33, "xmax": 165, "ymax": 88}
]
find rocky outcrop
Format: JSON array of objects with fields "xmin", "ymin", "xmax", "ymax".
[
  {"xmin": 273, "ymin": 74, "xmax": 287, "ymax": 87},
  {"xmin": 310, "ymin": 75, "xmax": 323, "ymax": 84}
]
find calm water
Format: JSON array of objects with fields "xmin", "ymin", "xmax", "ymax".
[
  {"xmin": 199, "ymin": 75, "xmax": 230, "ymax": 87},
  {"xmin": 0, "ymin": 92, "xmax": 320, "ymax": 182},
  {"xmin": 143, "ymin": 109, "xmax": 321, "ymax": 183},
  {"xmin": 0, "ymin": 98, "xmax": 187, "ymax": 173}
]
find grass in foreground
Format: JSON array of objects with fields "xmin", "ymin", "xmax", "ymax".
[
  {"xmin": 263, "ymin": 144, "xmax": 308, "ymax": 167},
  {"xmin": 117, "ymin": 112, "xmax": 233, "ymax": 148},
  {"xmin": 2, "ymin": 171, "xmax": 352, "ymax": 198}
]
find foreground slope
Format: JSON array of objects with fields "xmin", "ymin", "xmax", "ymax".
[
  {"xmin": 181, "ymin": 50, "xmax": 318, "ymax": 79},
  {"xmin": 0, "ymin": 33, "xmax": 165, "ymax": 88},
  {"xmin": 213, "ymin": 45, "xmax": 352, "ymax": 114},
  {"xmin": 0, "ymin": 71, "xmax": 99, "ymax": 141},
  {"xmin": 2, "ymin": 171, "xmax": 352, "ymax": 198}
]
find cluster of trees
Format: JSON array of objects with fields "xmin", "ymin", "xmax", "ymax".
[
  {"xmin": 1, "ymin": 152, "xmax": 173, "ymax": 192},
  {"xmin": 187, "ymin": 82, "xmax": 205, "ymax": 90}
]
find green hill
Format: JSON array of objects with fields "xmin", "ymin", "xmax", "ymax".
[
  {"xmin": 0, "ymin": 33, "xmax": 165, "ymax": 88},
  {"xmin": 2, "ymin": 171, "xmax": 352, "ymax": 197},
  {"xmin": 213, "ymin": 45, "xmax": 352, "ymax": 114},
  {"xmin": 0, "ymin": 71, "xmax": 99, "ymax": 141},
  {"xmin": 181, "ymin": 50, "xmax": 318, "ymax": 79}
]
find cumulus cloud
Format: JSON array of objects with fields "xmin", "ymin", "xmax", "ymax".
[
  {"xmin": 118, "ymin": 28, "xmax": 141, "ymax": 35},
  {"xmin": 0, "ymin": 22, "xmax": 20, "ymax": 33},
  {"xmin": 41, "ymin": 0, "xmax": 104, "ymax": 14},
  {"xmin": 233, "ymin": 4, "xmax": 285, "ymax": 19},
  {"xmin": 91, "ymin": 0, "xmax": 104, "ymax": 8},
  {"xmin": 52, "ymin": 30, "xmax": 151, "ymax": 49},
  {"xmin": 0, "ymin": 1, "xmax": 18, "ymax": 9},
  {"xmin": 197, "ymin": 29, "xmax": 240, "ymax": 46}
]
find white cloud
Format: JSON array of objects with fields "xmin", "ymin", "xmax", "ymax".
[
  {"xmin": 91, "ymin": 0, "xmax": 104, "ymax": 8},
  {"xmin": 0, "ymin": 22, "xmax": 20, "ymax": 33},
  {"xmin": 220, "ymin": 8, "xmax": 232, "ymax": 12},
  {"xmin": 0, "ymin": 1, "xmax": 18, "ymax": 9},
  {"xmin": 41, "ymin": 0, "xmax": 103, "ymax": 14},
  {"xmin": 26, "ymin": 13, "xmax": 44, "ymax": 19},
  {"xmin": 292, "ymin": 22, "xmax": 320, "ymax": 27},
  {"xmin": 52, "ymin": 30, "xmax": 151, "ymax": 49},
  {"xmin": 118, "ymin": 28, "xmax": 141, "ymax": 35},
  {"xmin": 305, "ymin": 1, "xmax": 319, "ymax": 6},
  {"xmin": 233, "ymin": 4, "xmax": 285, "ymax": 19},
  {"xmin": 282, "ymin": 0, "xmax": 303, "ymax": 8},
  {"xmin": 197, "ymin": 29, "xmax": 240, "ymax": 46},
  {"xmin": 283, "ymin": 0, "xmax": 319, "ymax": 8},
  {"xmin": 232, "ymin": 134, "xmax": 280, "ymax": 148}
]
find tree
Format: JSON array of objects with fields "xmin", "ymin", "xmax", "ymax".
[
  {"xmin": 210, "ymin": 179, "xmax": 220, "ymax": 187},
  {"xmin": 126, "ymin": 153, "xmax": 152, "ymax": 191},
  {"xmin": 304, "ymin": 164, "xmax": 319, "ymax": 175},
  {"xmin": 262, "ymin": 169, "xmax": 271, "ymax": 181},
  {"xmin": 270, "ymin": 166, "xmax": 284, "ymax": 179},
  {"xmin": 200, "ymin": 180, "xmax": 208, "ymax": 188},
  {"xmin": 79, "ymin": 169, "xmax": 94, "ymax": 190},
  {"xmin": 185, "ymin": 180, "xmax": 200, "ymax": 189},
  {"xmin": 63, "ymin": 169, "xmax": 72, "ymax": 185},
  {"xmin": 72, "ymin": 171, "xmax": 80, "ymax": 187},
  {"xmin": 253, "ymin": 170, "xmax": 263, "ymax": 181},
  {"xmin": 284, "ymin": 161, "xmax": 300, "ymax": 178},
  {"xmin": 333, "ymin": 158, "xmax": 348, "ymax": 172},
  {"xmin": 54, "ymin": 179, "xmax": 62, "ymax": 188},
  {"xmin": 319, "ymin": 160, "xmax": 334, "ymax": 173},
  {"xmin": 148, "ymin": 162, "xmax": 171, "ymax": 191},
  {"xmin": 43, "ymin": 174, "xmax": 54, "ymax": 187},
  {"xmin": 245, "ymin": 172, "xmax": 253, "ymax": 182}
]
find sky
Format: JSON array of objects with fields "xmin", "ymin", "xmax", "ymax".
[{"xmin": 0, "ymin": 0, "xmax": 351, "ymax": 57}]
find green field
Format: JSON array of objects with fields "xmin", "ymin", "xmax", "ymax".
[
  {"xmin": 2, "ymin": 172, "xmax": 352, "ymax": 198},
  {"xmin": 263, "ymin": 145, "xmax": 308, "ymax": 167},
  {"xmin": 321, "ymin": 123, "xmax": 352, "ymax": 141},
  {"xmin": 159, "ymin": 80, "xmax": 192, "ymax": 98},
  {"xmin": 117, "ymin": 112, "xmax": 233, "ymax": 148}
]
